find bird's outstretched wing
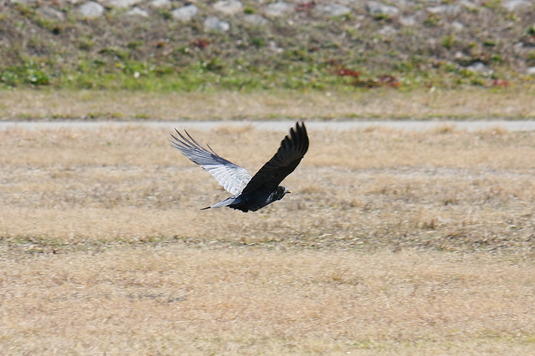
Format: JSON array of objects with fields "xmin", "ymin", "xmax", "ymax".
[
  {"xmin": 170, "ymin": 129, "xmax": 252, "ymax": 195},
  {"xmin": 241, "ymin": 121, "xmax": 309, "ymax": 195}
]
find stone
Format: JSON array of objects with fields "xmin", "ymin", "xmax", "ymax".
[
  {"xmin": 459, "ymin": 0, "xmax": 477, "ymax": 9},
  {"xmin": 204, "ymin": 17, "xmax": 230, "ymax": 32},
  {"xmin": 126, "ymin": 7, "xmax": 148, "ymax": 17},
  {"xmin": 171, "ymin": 4, "xmax": 198, "ymax": 22},
  {"xmin": 264, "ymin": 2, "xmax": 293, "ymax": 17},
  {"xmin": 527, "ymin": 67, "xmax": 535, "ymax": 75},
  {"xmin": 316, "ymin": 4, "xmax": 351, "ymax": 16},
  {"xmin": 399, "ymin": 16, "xmax": 416, "ymax": 26},
  {"xmin": 101, "ymin": 0, "xmax": 141, "ymax": 8},
  {"xmin": 77, "ymin": 1, "xmax": 104, "ymax": 19},
  {"xmin": 427, "ymin": 4, "xmax": 461, "ymax": 15},
  {"xmin": 450, "ymin": 21, "xmax": 464, "ymax": 31},
  {"xmin": 37, "ymin": 6, "xmax": 65, "ymax": 21},
  {"xmin": 244, "ymin": 14, "xmax": 269, "ymax": 26},
  {"xmin": 366, "ymin": 1, "xmax": 400, "ymax": 17},
  {"xmin": 268, "ymin": 40, "xmax": 283, "ymax": 53},
  {"xmin": 502, "ymin": 0, "xmax": 531, "ymax": 12},
  {"xmin": 378, "ymin": 25, "xmax": 397, "ymax": 35},
  {"xmin": 9, "ymin": 0, "xmax": 37, "ymax": 4},
  {"xmin": 466, "ymin": 62, "xmax": 493, "ymax": 74},
  {"xmin": 213, "ymin": 0, "xmax": 243, "ymax": 15},
  {"xmin": 389, "ymin": 0, "xmax": 409, "ymax": 8},
  {"xmin": 149, "ymin": 0, "xmax": 171, "ymax": 9}
]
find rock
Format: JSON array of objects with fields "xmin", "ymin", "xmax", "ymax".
[
  {"xmin": 450, "ymin": 21, "xmax": 464, "ymax": 31},
  {"xmin": 101, "ymin": 0, "xmax": 141, "ymax": 8},
  {"xmin": 268, "ymin": 40, "xmax": 283, "ymax": 53},
  {"xmin": 378, "ymin": 25, "xmax": 397, "ymax": 35},
  {"xmin": 459, "ymin": 0, "xmax": 477, "ymax": 9},
  {"xmin": 502, "ymin": 0, "xmax": 531, "ymax": 12},
  {"xmin": 389, "ymin": 0, "xmax": 409, "ymax": 8},
  {"xmin": 366, "ymin": 1, "xmax": 400, "ymax": 17},
  {"xmin": 37, "ymin": 6, "xmax": 65, "ymax": 21},
  {"xmin": 427, "ymin": 4, "xmax": 461, "ymax": 15},
  {"xmin": 466, "ymin": 62, "xmax": 493, "ymax": 75},
  {"xmin": 149, "ymin": 0, "xmax": 170, "ymax": 9},
  {"xmin": 213, "ymin": 0, "xmax": 243, "ymax": 15},
  {"xmin": 204, "ymin": 17, "xmax": 230, "ymax": 32},
  {"xmin": 244, "ymin": 14, "xmax": 269, "ymax": 26},
  {"xmin": 527, "ymin": 67, "xmax": 535, "ymax": 75},
  {"xmin": 264, "ymin": 2, "xmax": 293, "ymax": 17},
  {"xmin": 171, "ymin": 5, "xmax": 198, "ymax": 22},
  {"xmin": 77, "ymin": 1, "xmax": 104, "ymax": 19},
  {"xmin": 126, "ymin": 7, "xmax": 148, "ymax": 17},
  {"xmin": 316, "ymin": 4, "xmax": 351, "ymax": 16},
  {"xmin": 399, "ymin": 16, "xmax": 416, "ymax": 26},
  {"xmin": 9, "ymin": 0, "xmax": 37, "ymax": 4}
]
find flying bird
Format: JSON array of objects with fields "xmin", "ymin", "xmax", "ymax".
[{"xmin": 170, "ymin": 122, "xmax": 309, "ymax": 212}]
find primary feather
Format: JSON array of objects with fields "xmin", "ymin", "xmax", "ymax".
[
  {"xmin": 241, "ymin": 121, "xmax": 309, "ymax": 195},
  {"xmin": 170, "ymin": 129, "xmax": 251, "ymax": 196}
]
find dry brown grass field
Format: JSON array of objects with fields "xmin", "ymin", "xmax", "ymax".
[
  {"xmin": 1, "ymin": 123, "xmax": 535, "ymax": 355},
  {"xmin": 1, "ymin": 89, "xmax": 534, "ymax": 120}
]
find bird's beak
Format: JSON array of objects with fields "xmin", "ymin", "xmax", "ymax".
[{"xmin": 287, "ymin": 190, "xmax": 292, "ymax": 194}]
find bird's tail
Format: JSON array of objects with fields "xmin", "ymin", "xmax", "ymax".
[{"xmin": 200, "ymin": 196, "xmax": 242, "ymax": 211}]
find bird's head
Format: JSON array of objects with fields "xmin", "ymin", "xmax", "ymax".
[{"xmin": 276, "ymin": 186, "xmax": 291, "ymax": 200}]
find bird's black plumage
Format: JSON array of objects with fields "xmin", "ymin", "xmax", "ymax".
[{"xmin": 170, "ymin": 121, "xmax": 309, "ymax": 212}]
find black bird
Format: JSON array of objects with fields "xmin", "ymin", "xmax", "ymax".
[{"xmin": 170, "ymin": 122, "xmax": 309, "ymax": 212}]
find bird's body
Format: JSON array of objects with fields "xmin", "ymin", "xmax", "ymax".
[
  {"xmin": 170, "ymin": 122, "xmax": 309, "ymax": 212},
  {"xmin": 208, "ymin": 186, "xmax": 290, "ymax": 212}
]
